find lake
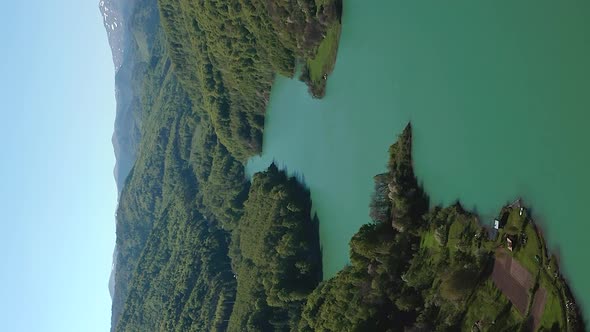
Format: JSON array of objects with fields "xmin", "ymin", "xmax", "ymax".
[{"xmin": 247, "ymin": 1, "xmax": 590, "ymax": 317}]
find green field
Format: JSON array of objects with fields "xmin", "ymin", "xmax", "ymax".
[
  {"xmin": 420, "ymin": 230, "xmax": 437, "ymax": 249},
  {"xmin": 538, "ymin": 277, "xmax": 566, "ymax": 331},
  {"xmin": 303, "ymin": 23, "xmax": 342, "ymax": 97},
  {"xmin": 462, "ymin": 280, "xmax": 521, "ymax": 331},
  {"xmin": 307, "ymin": 24, "xmax": 341, "ymax": 83},
  {"xmin": 497, "ymin": 207, "xmax": 567, "ymax": 331}
]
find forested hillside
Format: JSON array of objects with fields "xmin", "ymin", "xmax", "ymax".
[
  {"xmin": 110, "ymin": 0, "xmax": 334, "ymax": 329},
  {"xmin": 111, "ymin": 40, "xmax": 248, "ymax": 332},
  {"xmin": 228, "ymin": 165, "xmax": 321, "ymax": 331},
  {"xmin": 157, "ymin": 0, "xmax": 342, "ymax": 160},
  {"xmin": 110, "ymin": 0, "xmax": 160, "ymax": 191},
  {"xmin": 298, "ymin": 126, "xmax": 430, "ymax": 331},
  {"xmin": 109, "ymin": 0, "xmax": 168, "ymax": 325},
  {"xmin": 111, "ymin": 0, "xmax": 342, "ymax": 327}
]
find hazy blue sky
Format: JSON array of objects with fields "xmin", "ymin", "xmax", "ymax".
[{"xmin": 0, "ymin": 1, "xmax": 117, "ymax": 331}]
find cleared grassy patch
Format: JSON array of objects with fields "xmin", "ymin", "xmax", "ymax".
[
  {"xmin": 447, "ymin": 220, "xmax": 463, "ymax": 253},
  {"xmin": 537, "ymin": 267, "xmax": 567, "ymax": 331},
  {"xmin": 538, "ymin": 284, "xmax": 565, "ymax": 331},
  {"xmin": 498, "ymin": 207, "xmax": 569, "ymax": 331},
  {"xmin": 462, "ymin": 280, "xmax": 521, "ymax": 330},
  {"xmin": 504, "ymin": 209, "xmax": 526, "ymax": 234},
  {"xmin": 420, "ymin": 230, "xmax": 437, "ymax": 250},
  {"xmin": 308, "ymin": 24, "xmax": 340, "ymax": 82},
  {"xmin": 514, "ymin": 224, "xmax": 542, "ymax": 276},
  {"xmin": 446, "ymin": 216, "xmax": 479, "ymax": 259},
  {"xmin": 302, "ymin": 23, "xmax": 341, "ymax": 97},
  {"xmin": 497, "ymin": 208, "xmax": 541, "ymax": 275}
]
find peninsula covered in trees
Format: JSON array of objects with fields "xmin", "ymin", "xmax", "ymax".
[
  {"xmin": 299, "ymin": 125, "xmax": 585, "ymax": 332},
  {"xmin": 103, "ymin": 0, "xmax": 584, "ymax": 331}
]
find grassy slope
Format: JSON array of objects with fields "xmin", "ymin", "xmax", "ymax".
[
  {"xmin": 420, "ymin": 230, "xmax": 437, "ymax": 249},
  {"xmin": 302, "ymin": 22, "xmax": 342, "ymax": 98},
  {"xmin": 506, "ymin": 209, "xmax": 565, "ymax": 331},
  {"xmin": 307, "ymin": 24, "xmax": 341, "ymax": 84},
  {"xmin": 461, "ymin": 280, "xmax": 521, "ymax": 330},
  {"xmin": 459, "ymin": 207, "xmax": 567, "ymax": 331}
]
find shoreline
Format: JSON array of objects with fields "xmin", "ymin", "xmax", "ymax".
[{"xmin": 471, "ymin": 197, "xmax": 586, "ymax": 331}]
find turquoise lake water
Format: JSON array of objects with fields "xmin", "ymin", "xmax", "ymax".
[{"xmin": 247, "ymin": 1, "xmax": 590, "ymax": 318}]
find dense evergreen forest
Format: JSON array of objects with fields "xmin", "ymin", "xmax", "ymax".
[
  {"xmin": 301, "ymin": 127, "xmax": 585, "ymax": 332},
  {"xmin": 111, "ymin": 0, "xmax": 336, "ymax": 330},
  {"xmin": 157, "ymin": 0, "xmax": 342, "ymax": 160},
  {"xmin": 109, "ymin": 0, "xmax": 584, "ymax": 331},
  {"xmin": 228, "ymin": 165, "xmax": 321, "ymax": 331}
]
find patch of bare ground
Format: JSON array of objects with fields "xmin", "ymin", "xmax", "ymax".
[{"xmin": 491, "ymin": 250, "xmax": 533, "ymax": 315}]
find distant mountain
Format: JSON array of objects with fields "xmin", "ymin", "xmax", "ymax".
[
  {"xmin": 99, "ymin": 0, "xmax": 142, "ymax": 194},
  {"xmin": 99, "ymin": 0, "xmax": 163, "ymax": 329},
  {"xmin": 111, "ymin": 60, "xmax": 141, "ymax": 194},
  {"xmin": 108, "ymin": 247, "xmax": 117, "ymax": 298},
  {"xmin": 99, "ymin": 0, "xmax": 131, "ymax": 71},
  {"xmin": 100, "ymin": 0, "xmax": 138, "ymax": 317}
]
